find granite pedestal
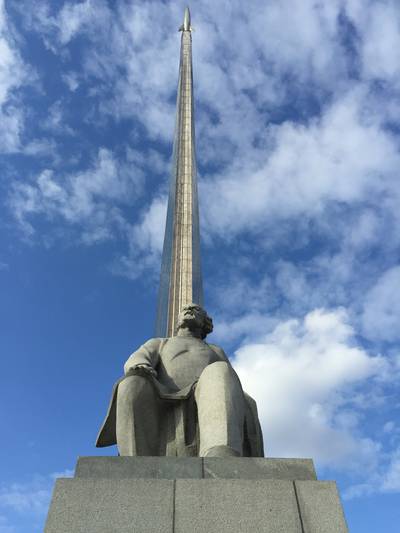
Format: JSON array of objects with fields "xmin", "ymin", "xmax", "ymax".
[{"xmin": 45, "ymin": 457, "xmax": 348, "ymax": 532}]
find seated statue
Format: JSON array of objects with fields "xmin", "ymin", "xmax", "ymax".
[{"xmin": 96, "ymin": 304, "xmax": 264, "ymax": 457}]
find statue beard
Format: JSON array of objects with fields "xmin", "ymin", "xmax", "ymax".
[{"xmin": 178, "ymin": 315, "xmax": 204, "ymax": 333}]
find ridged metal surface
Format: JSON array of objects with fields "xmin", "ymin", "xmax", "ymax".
[{"xmin": 155, "ymin": 17, "xmax": 203, "ymax": 338}]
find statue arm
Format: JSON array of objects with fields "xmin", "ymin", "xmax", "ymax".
[
  {"xmin": 123, "ymin": 338, "xmax": 163, "ymax": 376},
  {"xmin": 208, "ymin": 343, "xmax": 231, "ymax": 364}
]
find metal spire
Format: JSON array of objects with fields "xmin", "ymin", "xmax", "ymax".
[
  {"xmin": 179, "ymin": 7, "xmax": 192, "ymax": 32},
  {"xmin": 155, "ymin": 7, "xmax": 203, "ymax": 337}
]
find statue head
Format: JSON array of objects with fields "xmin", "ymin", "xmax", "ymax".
[{"xmin": 176, "ymin": 304, "xmax": 213, "ymax": 339}]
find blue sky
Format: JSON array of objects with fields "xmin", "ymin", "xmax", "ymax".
[{"xmin": 1, "ymin": 0, "xmax": 400, "ymax": 531}]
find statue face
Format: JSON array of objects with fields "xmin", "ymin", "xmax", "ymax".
[{"xmin": 177, "ymin": 304, "xmax": 206, "ymax": 331}]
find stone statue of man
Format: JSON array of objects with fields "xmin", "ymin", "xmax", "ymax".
[{"xmin": 96, "ymin": 304, "xmax": 264, "ymax": 457}]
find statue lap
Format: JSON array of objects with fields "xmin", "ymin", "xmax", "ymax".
[{"xmin": 96, "ymin": 335, "xmax": 264, "ymax": 458}]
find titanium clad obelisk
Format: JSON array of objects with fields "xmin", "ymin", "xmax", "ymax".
[{"xmin": 155, "ymin": 7, "xmax": 203, "ymax": 338}]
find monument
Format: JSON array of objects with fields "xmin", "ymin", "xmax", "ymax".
[
  {"xmin": 95, "ymin": 303, "xmax": 264, "ymax": 458},
  {"xmin": 45, "ymin": 8, "xmax": 349, "ymax": 532}
]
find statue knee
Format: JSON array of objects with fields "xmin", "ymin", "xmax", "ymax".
[
  {"xmin": 196, "ymin": 361, "xmax": 243, "ymax": 407},
  {"xmin": 199, "ymin": 361, "xmax": 232, "ymax": 382},
  {"xmin": 118, "ymin": 374, "xmax": 152, "ymax": 404}
]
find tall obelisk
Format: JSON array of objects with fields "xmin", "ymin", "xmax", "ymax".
[{"xmin": 155, "ymin": 7, "xmax": 203, "ymax": 337}]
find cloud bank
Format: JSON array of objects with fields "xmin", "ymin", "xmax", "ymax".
[{"xmin": 3, "ymin": 0, "xmax": 400, "ymax": 502}]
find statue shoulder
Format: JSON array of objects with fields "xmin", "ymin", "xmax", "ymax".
[
  {"xmin": 142, "ymin": 337, "xmax": 167, "ymax": 349},
  {"xmin": 208, "ymin": 343, "xmax": 229, "ymax": 362},
  {"xmin": 124, "ymin": 338, "xmax": 167, "ymax": 374},
  {"xmin": 137, "ymin": 337, "xmax": 170, "ymax": 357}
]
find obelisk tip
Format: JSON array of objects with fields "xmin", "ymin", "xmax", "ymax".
[{"xmin": 179, "ymin": 7, "xmax": 192, "ymax": 32}]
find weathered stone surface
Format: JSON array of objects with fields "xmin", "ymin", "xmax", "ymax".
[
  {"xmin": 74, "ymin": 456, "xmax": 317, "ymax": 481},
  {"xmin": 75, "ymin": 456, "xmax": 202, "ymax": 479},
  {"xmin": 174, "ymin": 479, "xmax": 303, "ymax": 533},
  {"xmin": 204, "ymin": 457, "xmax": 317, "ymax": 480},
  {"xmin": 45, "ymin": 458, "xmax": 350, "ymax": 533},
  {"xmin": 45, "ymin": 478, "xmax": 174, "ymax": 533},
  {"xmin": 295, "ymin": 480, "xmax": 349, "ymax": 533},
  {"xmin": 97, "ymin": 306, "xmax": 263, "ymax": 459}
]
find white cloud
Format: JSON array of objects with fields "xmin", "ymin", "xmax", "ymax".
[
  {"xmin": 131, "ymin": 196, "xmax": 166, "ymax": 255},
  {"xmin": 343, "ymin": 442, "xmax": 400, "ymax": 499},
  {"xmin": 22, "ymin": 138, "xmax": 58, "ymax": 158},
  {"xmin": 362, "ymin": 266, "xmax": 400, "ymax": 343},
  {"xmin": 0, "ymin": 2, "xmax": 24, "ymax": 102},
  {"xmin": 237, "ymin": 0, "xmax": 347, "ymax": 86},
  {"xmin": 18, "ymin": 0, "xmax": 400, "ymax": 163},
  {"xmin": 0, "ymin": 470, "xmax": 73, "ymax": 532},
  {"xmin": 0, "ymin": 107, "xmax": 24, "ymax": 153},
  {"xmin": 213, "ymin": 312, "xmax": 279, "ymax": 347},
  {"xmin": 21, "ymin": 0, "xmax": 110, "ymax": 48},
  {"xmin": 128, "ymin": 79, "xmax": 399, "ymax": 321},
  {"xmin": 113, "ymin": 196, "xmax": 167, "ymax": 280},
  {"xmin": 382, "ymin": 449, "xmax": 400, "ymax": 491},
  {"xmin": 7, "ymin": 0, "xmax": 400, "ymax": 318},
  {"xmin": 383, "ymin": 421, "xmax": 396, "ymax": 434},
  {"xmin": 1, "ymin": 1, "xmax": 400, "ymax": 506},
  {"xmin": 22, "ymin": 1, "xmax": 349, "ymax": 146},
  {"xmin": 233, "ymin": 308, "xmax": 388, "ymax": 470},
  {"xmin": 0, "ymin": 482, "xmax": 50, "ymax": 515},
  {"xmin": 9, "ymin": 148, "xmax": 143, "ymax": 241},
  {"xmin": 347, "ymin": 0, "xmax": 400, "ymax": 85},
  {"xmin": 62, "ymin": 71, "xmax": 79, "ymax": 92},
  {"xmin": 201, "ymin": 87, "xmax": 400, "ymax": 237},
  {"xmin": 0, "ymin": 0, "xmax": 29, "ymax": 152},
  {"xmin": 15, "ymin": 1, "xmax": 400, "ymax": 282},
  {"xmin": 56, "ymin": 0, "xmax": 100, "ymax": 44},
  {"xmin": 42, "ymin": 101, "xmax": 74, "ymax": 135}
]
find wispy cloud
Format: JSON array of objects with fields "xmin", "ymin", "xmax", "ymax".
[
  {"xmin": 9, "ymin": 148, "xmax": 143, "ymax": 241},
  {"xmin": 201, "ymin": 86, "xmax": 400, "ymax": 236},
  {"xmin": 0, "ymin": 469, "xmax": 72, "ymax": 532},
  {"xmin": 349, "ymin": 0, "xmax": 400, "ymax": 85},
  {"xmin": 343, "ymin": 443, "xmax": 400, "ymax": 499},
  {"xmin": 61, "ymin": 71, "xmax": 79, "ymax": 92},
  {"xmin": 41, "ymin": 101, "xmax": 74, "ymax": 135},
  {"xmin": 11, "ymin": 0, "xmax": 400, "ymax": 269},
  {"xmin": 112, "ymin": 195, "xmax": 167, "ymax": 280},
  {"xmin": 4, "ymin": 0, "xmax": 400, "ymax": 503},
  {"xmin": 0, "ymin": 480, "xmax": 50, "ymax": 515},
  {"xmin": 0, "ymin": 0, "xmax": 31, "ymax": 152},
  {"xmin": 233, "ymin": 308, "xmax": 390, "ymax": 467},
  {"xmin": 362, "ymin": 266, "xmax": 400, "ymax": 343},
  {"xmin": 230, "ymin": 307, "xmax": 400, "ymax": 500}
]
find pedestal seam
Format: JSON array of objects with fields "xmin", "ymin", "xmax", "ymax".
[
  {"xmin": 293, "ymin": 481, "xmax": 305, "ymax": 533},
  {"xmin": 172, "ymin": 478, "xmax": 176, "ymax": 533}
]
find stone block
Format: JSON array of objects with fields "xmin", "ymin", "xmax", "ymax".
[
  {"xmin": 45, "ymin": 478, "xmax": 174, "ymax": 533},
  {"xmin": 75, "ymin": 456, "xmax": 202, "ymax": 479},
  {"xmin": 174, "ymin": 479, "xmax": 303, "ymax": 533},
  {"xmin": 203, "ymin": 457, "xmax": 317, "ymax": 480},
  {"xmin": 45, "ymin": 458, "xmax": 349, "ymax": 533},
  {"xmin": 295, "ymin": 480, "xmax": 349, "ymax": 533}
]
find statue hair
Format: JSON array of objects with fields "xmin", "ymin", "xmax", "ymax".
[{"xmin": 176, "ymin": 304, "xmax": 213, "ymax": 339}]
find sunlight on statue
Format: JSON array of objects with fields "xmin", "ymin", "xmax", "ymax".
[{"xmin": 96, "ymin": 304, "xmax": 264, "ymax": 458}]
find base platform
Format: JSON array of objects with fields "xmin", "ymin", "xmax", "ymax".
[{"xmin": 45, "ymin": 457, "xmax": 348, "ymax": 532}]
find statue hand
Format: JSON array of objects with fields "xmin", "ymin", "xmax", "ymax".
[{"xmin": 126, "ymin": 364, "xmax": 158, "ymax": 378}]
